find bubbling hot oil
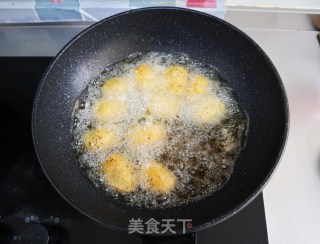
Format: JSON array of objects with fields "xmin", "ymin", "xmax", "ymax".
[{"xmin": 72, "ymin": 52, "xmax": 248, "ymax": 208}]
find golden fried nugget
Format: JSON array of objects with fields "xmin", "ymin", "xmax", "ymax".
[
  {"xmin": 83, "ymin": 128, "xmax": 117, "ymax": 151},
  {"xmin": 220, "ymin": 128, "xmax": 236, "ymax": 152},
  {"xmin": 147, "ymin": 94, "xmax": 181, "ymax": 119},
  {"xmin": 191, "ymin": 96, "xmax": 226, "ymax": 124},
  {"xmin": 144, "ymin": 161, "xmax": 176, "ymax": 194},
  {"xmin": 187, "ymin": 74, "xmax": 210, "ymax": 96},
  {"xmin": 102, "ymin": 77, "xmax": 129, "ymax": 97},
  {"xmin": 102, "ymin": 154, "xmax": 137, "ymax": 192},
  {"xmin": 165, "ymin": 66, "xmax": 188, "ymax": 96},
  {"xmin": 94, "ymin": 100, "xmax": 127, "ymax": 122},
  {"xmin": 128, "ymin": 123, "xmax": 166, "ymax": 147},
  {"xmin": 135, "ymin": 64, "xmax": 156, "ymax": 91}
]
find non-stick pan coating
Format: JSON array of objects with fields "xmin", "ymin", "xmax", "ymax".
[{"xmin": 32, "ymin": 7, "xmax": 288, "ymax": 234}]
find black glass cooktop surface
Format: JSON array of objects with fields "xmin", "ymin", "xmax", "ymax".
[{"xmin": 0, "ymin": 57, "xmax": 268, "ymax": 244}]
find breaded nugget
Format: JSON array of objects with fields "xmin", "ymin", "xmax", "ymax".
[
  {"xmin": 191, "ymin": 96, "xmax": 226, "ymax": 124},
  {"xmin": 127, "ymin": 122, "xmax": 166, "ymax": 147},
  {"xmin": 135, "ymin": 64, "xmax": 156, "ymax": 91},
  {"xmin": 94, "ymin": 99, "xmax": 127, "ymax": 122},
  {"xmin": 220, "ymin": 128, "xmax": 236, "ymax": 152},
  {"xmin": 83, "ymin": 128, "xmax": 117, "ymax": 151},
  {"xmin": 147, "ymin": 94, "xmax": 181, "ymax": 119},
  {"xmin": 187, "ymin": 74, "xmax": 210, "ymax": 96},
  {"xmin": 144, "ymin": 161, "xmax": 176, "ymax": 194},
  {"xmin": 165, "ymin": 66, "xmax": 188, "ymax": 96},
  {"xmin": 102, "ymin": 154, "xmax": 137, "ymax": 192},
  {"xmin": 102, "ymin": 77, "xmax": 129, "ymax": 97}
]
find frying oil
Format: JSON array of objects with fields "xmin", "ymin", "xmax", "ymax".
[{"xmin": 72, "ymin": 52, "xmax": 248, "ymax": 208}]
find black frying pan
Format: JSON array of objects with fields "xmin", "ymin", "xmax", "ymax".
[{"xmin": 32, "ymin": 7, "xmax": 288, "ymax": 242}]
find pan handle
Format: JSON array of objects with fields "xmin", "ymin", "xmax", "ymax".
[{"xmin": 142, "ymin": 232, "xmax": 197, "ymax": 244}]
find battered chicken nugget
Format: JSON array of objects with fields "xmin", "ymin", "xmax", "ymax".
[
  {"xmin": 83, "ymin": 128, "xmax": 116, "ymax": 151},
  {"xmin": 165, "ymin": 66, "xmax": 188, "ymax": 96},
  {"xmin": 147, "ymin": 94, "xmax": 181, "ymax": 119},
  {"xmin": 220, "ymin": 128, "xmax": 236, "ymax": 152},
  {"xmin": 191, "ymin": 96, "xmax": 226, "ymax": 124},
  {"xmin": 128, "ymin": 123, "xmax": 166, "ymax": 147},
  {"xmin": 102, "ymin": 154, "xmax": 137, "ymax": 193},
  {"xmin": 144, "ymin": 161, "xmax": 176, "ymax": 194},
  {"xmin": 102, "ymin": 77, "xmax": 129, "ymax": 97},
  {"xmin": 94, "ymin": 100, "xmax": 127, "ymax": 122},
  {"xmin": 187, "ymin": 74, "xmax": 210, "ymax": 96},
  {"xmin": 135, "ymin": 64, "xmax": 156, "ymax": 91}
]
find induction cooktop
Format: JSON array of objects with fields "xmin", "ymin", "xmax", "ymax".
[{"xmin": 0, "ymin": 57, "xmax": 268, "ymax": 244}]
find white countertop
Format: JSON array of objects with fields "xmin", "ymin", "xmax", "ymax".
[{"xmin": 242, "ymin": 29, "xmax": 320, "ymax": 244}]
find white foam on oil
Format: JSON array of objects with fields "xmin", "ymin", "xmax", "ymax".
[{"xmin": 72, "ymin": 52, "xmax": 248, "ymax": 208}]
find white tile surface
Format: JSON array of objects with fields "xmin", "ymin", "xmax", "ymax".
[
  {"xmin": 242, "ymin": 29, "xmax": 320, "ymax": 244},
  {"xmin": 227, "ymin": 0, "xmax": 320, "ymax": 10}
]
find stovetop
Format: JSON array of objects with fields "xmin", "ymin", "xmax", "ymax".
[{"xmin": 0, "ymin": 57, "xmax": 268, "ymax": 244}]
